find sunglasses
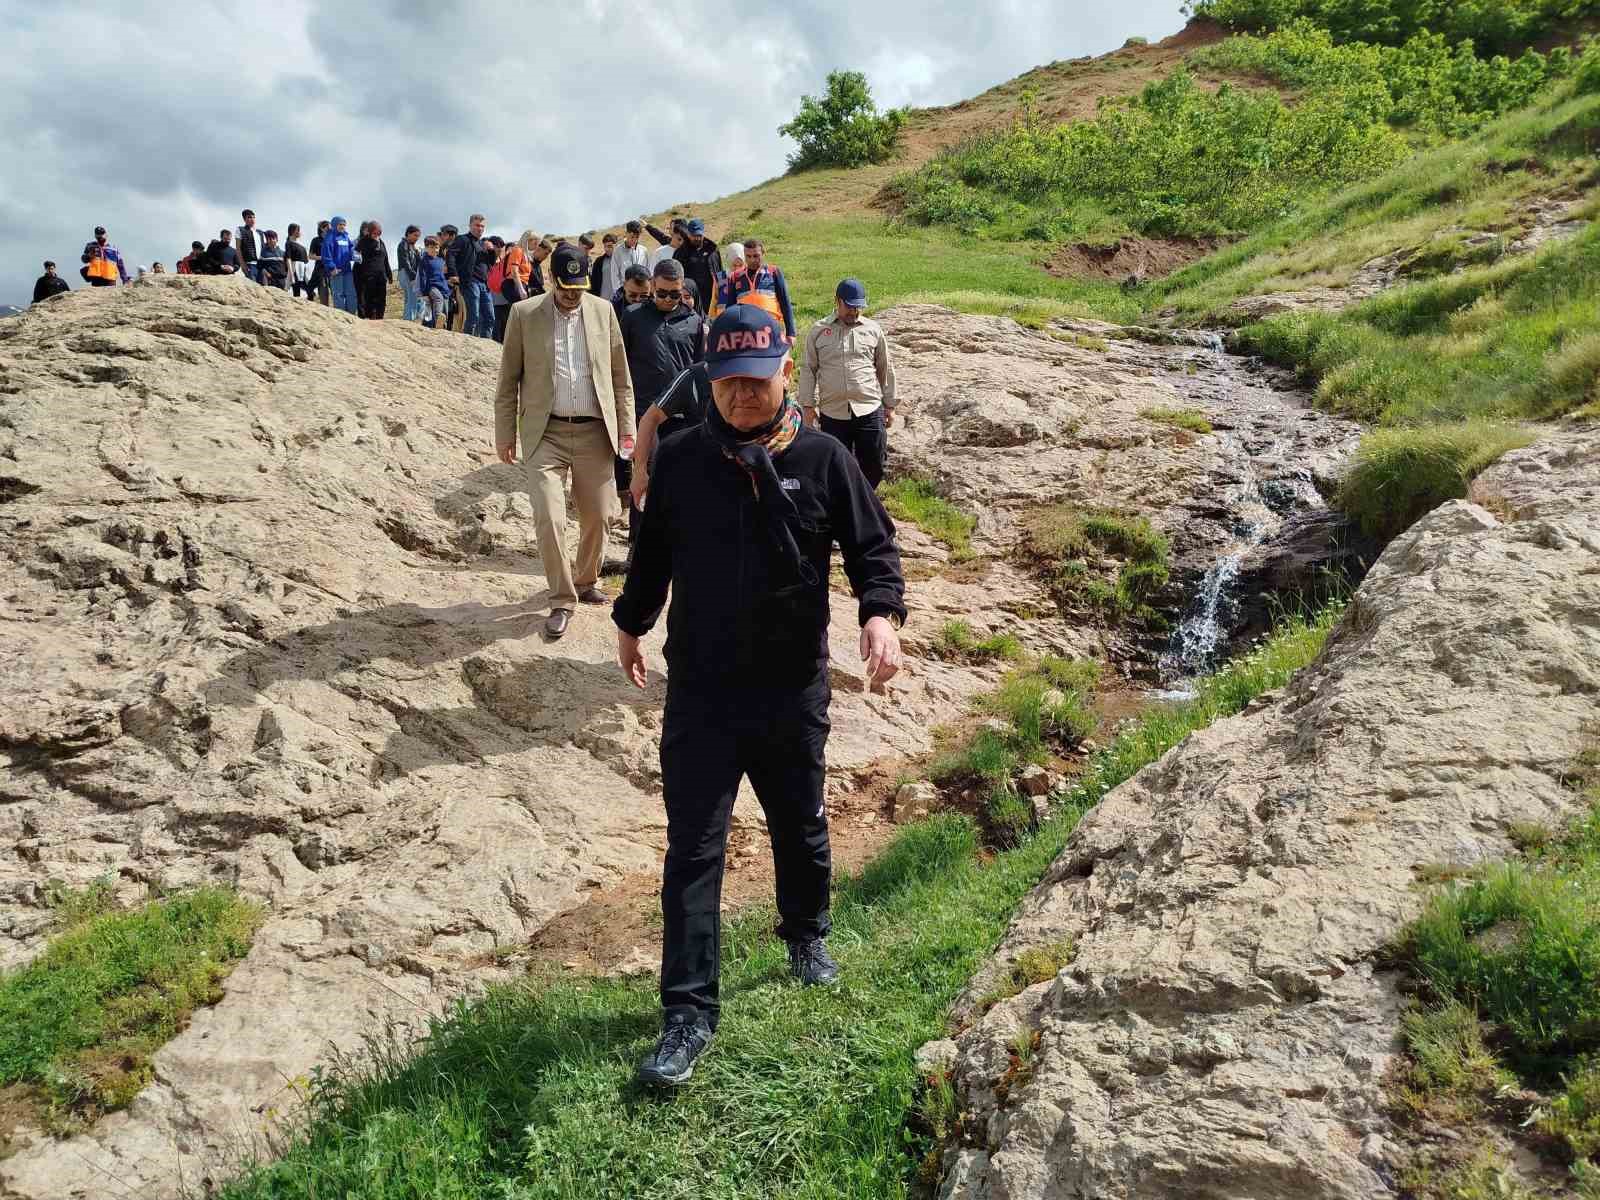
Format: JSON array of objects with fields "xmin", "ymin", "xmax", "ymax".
[{"xmin": 653, "ymin": 289, "xmax": 682, "ymax": 300}]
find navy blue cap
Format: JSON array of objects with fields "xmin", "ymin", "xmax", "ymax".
[
  {"xmin": 551, "ymin": 244, "xmax": 590, "ymax": 289},
  {"xmin": 836, "ymin": 277, "xmax": 867, "ymax": 307},
  {"xmin": 686, "ymin": 217, "xmax": 705, "ymax": 235},
  {"xmin": 705, "ymin": 304, "xmax": 789, "ymax": 380}
]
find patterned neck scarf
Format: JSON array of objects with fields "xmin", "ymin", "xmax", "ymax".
[{"xmin": 705, "ymin": 396, "xmax": 816, "ymax": 586}]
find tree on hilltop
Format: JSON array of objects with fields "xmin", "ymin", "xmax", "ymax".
[{"xmin": 778, "ymin": 70, "xmax": 907, "ymax": 172}]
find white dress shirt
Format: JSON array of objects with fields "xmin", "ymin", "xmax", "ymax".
[
  {"xmin": 551, "ymin": 303, "xmax": 603, "ymax": 418},
  {"xmin": 607, "ymin": 240, "xmax": 650, "ymax": 297}
]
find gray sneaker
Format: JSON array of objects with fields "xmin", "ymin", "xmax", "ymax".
[
  {"xmin": 787, "ymin": 937, "xmax": 840, "ymax": 987},
  {"xmin": 637, "ymin": 1014, "xmax": 713, "ymax": 1087}
]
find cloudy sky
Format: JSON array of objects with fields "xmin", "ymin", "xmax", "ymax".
[{"xmin": 1, "ymin": 0, "xmax": 1186, "ymax": 304}]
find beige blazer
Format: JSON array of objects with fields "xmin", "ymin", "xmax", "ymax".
[{"xmin": 494, "ymin": 292, "xmax": 636, "ymax": 457}]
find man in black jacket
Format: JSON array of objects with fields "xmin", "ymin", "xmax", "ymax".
[
  {"xmin": 236, "ymin": 209, "xmax": 262, "ymax": 282},
  {"xmin": 673, "ymin": 217, "xmax": 721, "ymax": 316},
  {"xmin": 618, "ymin": 259, "xmax": 706, "ymax": 539},
  {"xmin": 32, "ymin": 261, "xmax": 69, "ymax": 304},
  {"xmin": 207, "ymin": 230, "xmax": 240, "ymax": 275},
  {"xmin": 447, "ymin": 214, "xmax": 492, "ymax": 337},
  {"xmin": 614, "ymin": 304, "xmax": 906, "ymax": 1087}
]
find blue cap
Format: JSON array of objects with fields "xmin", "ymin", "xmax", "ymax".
[
  {"xmin": 836, "ymin": 277, "xmax": 867, "ymax": 308},
  {"xmin": 686, "ymin": 217, "xmax": 705, "ymax": 235},
  {"xmin": 705, "ymin": 305, "xmax": 788, "ymax": 380}
]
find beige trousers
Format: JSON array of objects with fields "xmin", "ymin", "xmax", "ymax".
[{"xmin": 526, "ymin": 418, "xmax": 615, "ymax": 611}]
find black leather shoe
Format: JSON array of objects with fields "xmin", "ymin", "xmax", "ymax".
[
  {"xmin": 787, "ymin": 937, "xmax": 840, "ymax": 987},
  {"xmin": 637, "ymin": 1014, "xmax": 713, "ymax": 1087},
  {"xmin": 577, "ymin": 585, "xmax": 609, "ymax": 605},
  {"xmin": 544, "ymin": 608, "xmax": 572, "ymax": 639}
]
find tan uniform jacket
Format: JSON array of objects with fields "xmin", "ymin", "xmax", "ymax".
[
  {"xmin": 797, "ymin": 313, "xmax": 897, "ymax": 419},
  {"xmin": 495, "ymin": 292, "xmax": 636, "ymax": 457}
]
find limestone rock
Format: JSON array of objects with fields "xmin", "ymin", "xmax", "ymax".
[
  {"xmin": 936, "ymin": 430, "xmax": 1600, "ymax": 1200},
  {"xmin": 894, "ymin": 780, "xmax": 940, "ymax": 824}
]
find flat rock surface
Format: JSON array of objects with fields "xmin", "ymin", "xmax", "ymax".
[{"xmin": 933, "ymin": 429, "xmax": 1600, "ymax": 1200}]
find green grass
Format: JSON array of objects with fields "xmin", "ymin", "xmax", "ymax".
[
  {"xmin": 1335, "ymin": 423, "xmax": 1535, "ymax": 538},
  {"xmin": 222, "ymin": 608, "xmax": 1340, "ymax": 1200},
  {"xmin": 878, "ymin": 477, "xmax": 978, "ymax": 561},
  {"xmin": 0, "ymin": 885, "xmax": 262, "ymax": 1120},
  {"xmin": 1140, "ymin": 406, "xmax": 1214, "ymax": 433},
  {"xmin": 933, "ymin": 619, "xmax": 1024, "ymax": 664},
  {"xmin": 1020, "ymin": 504, "xmax": 1172, "ymax": 622}
]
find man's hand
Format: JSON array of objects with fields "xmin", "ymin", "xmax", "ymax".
[
  {"xmin": 497, "ymin": 442, "xmax": 516, "ymax": 465},
  {"xmin": 618, "ymin": 630, "xmax": 647, "ymax": 689},
  {"xmin": 802, "ymin": 406, "xmax": 819, "ymax": 429},
  {"xmin": 860, "ymin": 616, "xmax": 903, "ymax": 691},
  {"xmin": 884, "ymin": 408, "xmax": 895, "ymax": 429},
  {"xmin": 630, "ymin": 467, "xmax": 649, "ymax": 511}
]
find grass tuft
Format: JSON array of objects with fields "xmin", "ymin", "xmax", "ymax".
[
  {"xmin": 934, "ymin": 619, "xmax": 1025, "ymax": 664},
  {"xmin": 1140, "ymin": 406, "xmax": 1213, "ymax": 434},
  {"xmin": 879, "ymin": 476, "xmax": 977, "ymax": 562},
  {"xmin": 0, "ymin": 886, "xmax": 262, "ymax": 1123},
  {"xmin": 1020, "ymin": 504, "xmax": 1171, "ymax": 623},
  {"xmin": 1336, "ymin": 423, "xmax": 1534, "ymax": 540}
]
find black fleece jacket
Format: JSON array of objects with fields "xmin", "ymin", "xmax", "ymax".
[{"xmin": 613, "ymin": 421, "xmax": 906, "ymax": 690}]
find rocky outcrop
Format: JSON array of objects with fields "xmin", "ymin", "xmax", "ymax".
[
  {"xmin": 930, "ymin": 430, "xmax": 1600, "ymax": 1199},
  {"xmin": 0, "ymin": 281, "xmax": 1036, "ymax": 1198}
]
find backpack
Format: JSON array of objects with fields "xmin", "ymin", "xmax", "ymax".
[{"xmin": 487, "ymin": 257, "xmax": 505, "ymax": 297}]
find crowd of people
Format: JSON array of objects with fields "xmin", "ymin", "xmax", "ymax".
[{"xmin": 30, "ymin": 200, "xmax": 910, "ymax": 1096}]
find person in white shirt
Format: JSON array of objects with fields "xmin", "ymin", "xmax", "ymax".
[{"xmin": 607, "ymin": 220, "xmax": 652, "ymax": 298}]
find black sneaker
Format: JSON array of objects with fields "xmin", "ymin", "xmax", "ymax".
[
  {"xmin": 787, "ymin": 937, "xmax": 840, "ymax": 987},
  {"xmin": 637, "ymin": 1014, "xmax": 713, "ymax": 1087}
]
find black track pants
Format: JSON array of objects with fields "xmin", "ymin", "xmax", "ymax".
[
  {"xmin": 819, "ymin": 407, "xmax": 886, "ymax": 488},
  {"xmin": 658, "ymin": 672, "xmax": 832, "ymax": 1029}
]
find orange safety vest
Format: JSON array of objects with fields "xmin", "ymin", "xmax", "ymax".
[{"xmin": 85, "ymin": 255, "xmax": 120, "ymax": 283}]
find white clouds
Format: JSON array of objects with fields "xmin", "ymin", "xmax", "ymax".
[{"xmin": 0, "ymin": 0, "xmax": 1186, "ymax": 303}]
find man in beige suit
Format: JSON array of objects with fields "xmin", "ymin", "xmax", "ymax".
[{"xmin": 496, "ymin": 244, "xmax": 636, "ymax": 639}]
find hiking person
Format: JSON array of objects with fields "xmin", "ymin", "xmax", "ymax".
[
  {"xmin": 32, "ymin": 261, "xmax": 68, "ymax": 304},
  {"xmin": 502, "ymin": 231, "xmax": 537, "ymax": 309},
  {"xmin": 286, "ymin": 224, "xmax": 315, "ymax": 299},
  {"xmin": 618, "ymin": 259, "xmax": 706, "ymax": 542},
  {"xmin": 643, "ymin": 217, "xmax": 684, "ymax": 269},
  {"xmin": 397, "ymin": 225, "xmax": 423, "ymax": 321},
  {"xmin": 717, "ymin": 238, "xmax": 796, "ymax": 342},
  {"xmin": 614, "ymin": 263, "xmax": 651, "ymax": 319},
  {"xmin": 591, "ymin": 232, "xmax": 617, "ymax": 296},
  {"xmin": 448, "ymin": 214, "xmax": 493, "ymax": 337},
  {"xmin": 435, "ymin": 225, "xmax": 461, "ymax": 329},
  {"xmin": 178, "ymin": 241, "xmax": 207, "ymax": 275},
  {"xmin": 495, "ymin": 243, "xmax": 636, "ymax": 640},
  {"xmin": 355, "ymin": 220, "xmax": 392, "ymax": 320},
  {"xmin": 528, "ymin": 236, "xmax": 552, "ymax": 296},
  {"xmin": 80, "ymin": 226, "xmax": 129, "ymax": 286},
  {"xmin": 150, "ymin": 262, "xmax": 166, "ymax": 274},
  {"xmin": 612, "ymin": 302, "xmax": 906, "ymax": 1087},
  {"xmin": 612, "ymin": 221, "xmax": 651, "ymax": 294},
  {"xmin": 627, "ymin": 358, "xmax": 711, "ymax": 512},
  {"xmin": 206, "ymin": 229, "xmax": 241, "ymax": 276},
  {"xmin": 309, "ymin": 220, "xmax": 332, "ymax": 304},
  {"xmin": 710, "ymin": 242, "xmax": 744, "ymax": 317},
  {"xmin": 237, "ymin": 209, "xmax": 263, "ymax": 283},
  {"xmin": 418, "ymin": 236, "xmax": 451, "ymax": 329},
  {"xmin": 321, "ymin": 216, "xmax": 357, "ymax": 313},
  {"xmin": 674, "ymin": 218, "xmax": 721, "ymax": 315},
  {"xmin": 487, "ymin": 237, "xmax": 513, "ymax": 342},
  {"xmin": 257, "ymin": 230, "xmax": 289, "ymax": 289},
  {"xmin": 798, "ymin": 278, "xmax": 897, "ymax": 488}
]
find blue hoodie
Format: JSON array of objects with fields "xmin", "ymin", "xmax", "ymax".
[
  {"xmin": 321, "ymin": 219, "xmax": 354, "ymax": 274},
  {"xmin": 416, "ymin": 250, "xmax": 449, "ymax": 297}
]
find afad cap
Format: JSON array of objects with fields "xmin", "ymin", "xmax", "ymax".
[
  {"xmin": 551, "ymin": 244, "xmax": 591, "ymax": 289},
  {"xmin": 94, "ymin": 226, "xmax": 107, "ymax": 236},
  {"xmin": 836, "ymin": 277, "xmax": 868, "ymax": 308},
  {"xmin": 705, "ymin": 304, "xmax": 789, "ymax": 381}
]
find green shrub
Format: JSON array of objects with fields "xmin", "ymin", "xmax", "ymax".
[
  {"xmin": 1336, "ymin": 423, "xmax": 1533, "ymax": 538},
  {"xmin": 1544, "ymin": 1056, "xmax": 1600, "ymax": 1160},
  {"xmin": 1402, "ymin": 1001, "xmax": 1509, "ymax": 1095},
  {"xmin": 1399, "ymin": 862, "xmax": 1600, "ymax": 1057},
  {"xmin": 1021, "ymin": 504, "xmax": 1171, "ymax": 620},
  {"xmin": 896, "ymin": 67, "xmax": 1408, "ymax": 238},
  {"xmin": 1578, "ymin": 37, "xmax": 1600, "ymax": 94},
  {"xmin": 779, "ymin": 70, "xmax": 907, "ymax": 171},
  {"xmin": 935, "ymin": 620, "xmax": 1025, "ymax": 663},
  {"xmin": 1190, "ymin": 0, "xmax": 1600, "ymax": 53},
  {"xmin": 1192, "ymin": 19, "xmax": 1577, "ymax": 137}
]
